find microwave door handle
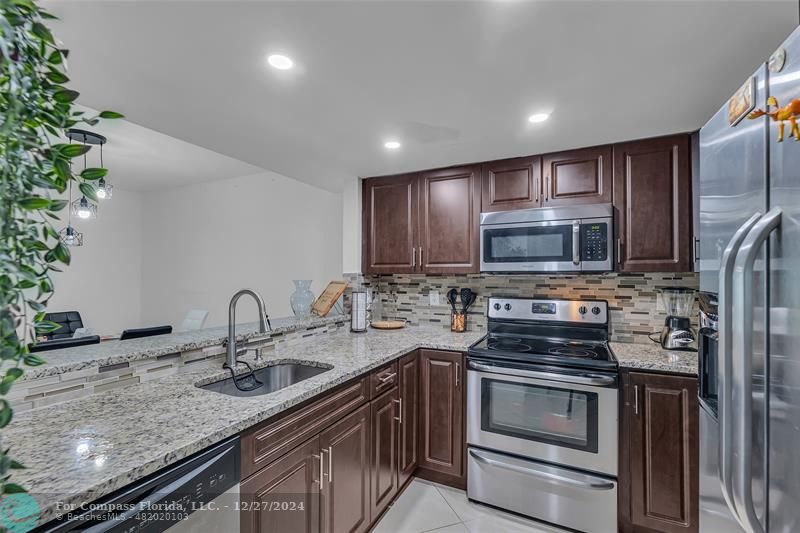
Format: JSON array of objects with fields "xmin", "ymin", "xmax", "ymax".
[
  {"xmin": 717, "ymin": 212, "xmax": 761, "ymax": 520},
  {"xmin": 572, "ymin": 220, "xmax": 580, "ymax": 265},
  {"xmin": 730, "ymin": 208, "xmax": 781, "ymax": 533}
]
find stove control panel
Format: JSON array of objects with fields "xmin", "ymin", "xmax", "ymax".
[{"xmin": 487, "ymin": 297, "xmax": 608, "ymax": 324}]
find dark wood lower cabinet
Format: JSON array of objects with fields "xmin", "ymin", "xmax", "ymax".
[
  {"xmin": 319, "ymin": 404, "xmax": 371, "ymax": 533},
  {"xmin": 241, "ymin": 436, "xmax": 321, "ymax": 533},
  {"xmin": 370, "ymin": 386, "xmax": 400, "ymax": 520},
  {"xmin": 398, "ymin": 351, "xmax": 419, "ymax": 487},
  {"xmin": 619, "ymin": 371, "xmax": 699, "ymax": 533},
  {"xmin": 417, "ymin": 350, "xmax": 465, "ymax": 488},
  {"xmin": 241, "ymin": 350, "xmax": 465, "ymax": 532}
]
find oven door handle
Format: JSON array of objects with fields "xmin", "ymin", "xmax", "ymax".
[
  {"xmin": 469, "ymin": 449, "xmax": 615, "ymax": 491},
  {"xmin": 468, "ymin": 360, "xmax": 616, "ymax": 386}
]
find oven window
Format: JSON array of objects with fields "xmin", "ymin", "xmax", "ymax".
[
  {"xmin": 483, "ymin": 225, "xmax": 572, "ymax": 263},
  {"xmin": 481, "ymin": 378, "xmax": 599, "ymax": 452}
]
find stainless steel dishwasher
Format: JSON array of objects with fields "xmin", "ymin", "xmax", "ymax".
[{"xmin": 40, "ymin": 437, "xmax": 240, "ymax": 533}]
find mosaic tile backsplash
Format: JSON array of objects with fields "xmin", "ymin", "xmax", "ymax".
[{"xmin": 345, "ymin": 272, "xmax": 699, "ymax": 344}]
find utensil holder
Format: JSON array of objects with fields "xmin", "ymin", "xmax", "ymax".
[{"xmin": 451, "ymin": 310, "xmax": 466, "ymax": 332}]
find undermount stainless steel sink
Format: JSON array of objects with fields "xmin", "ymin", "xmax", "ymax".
[{"xmin": 198, "ymin": 363, "xmax": 330, "ymax": 397}]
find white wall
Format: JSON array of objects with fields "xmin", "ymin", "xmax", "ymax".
[
  {"xmin": 341, "ymin": 178, "xmax": 362, "ymax": 274},
  {"xmin": 48, "ymin": 188, "xmax": 144, "ymax": 336},
  {"xmin": 140, "ymin": 171, "xmax": 343, "ymax": 329}
]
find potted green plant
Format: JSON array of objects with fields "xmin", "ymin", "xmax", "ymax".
[{"xmin": 1, "ymin": 0, "xmax": 122, "ymax": 500}]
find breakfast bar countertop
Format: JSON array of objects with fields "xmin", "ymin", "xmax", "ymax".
[{"xmin": 2, "ymin": 325, "xmax": 484, "ymax": 527}]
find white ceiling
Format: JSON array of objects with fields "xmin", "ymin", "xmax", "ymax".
[
  {"xmin": 47, "ymin": 1, "xmax": 797, "ymax": 192},
  {"xmin": 72, "ymin": 107, "xmax": 263, "ymax": 192}
]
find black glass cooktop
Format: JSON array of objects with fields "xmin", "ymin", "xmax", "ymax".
[{"xmin": 470, "ymin": 333, "xmax": 617, "ymax": 371}]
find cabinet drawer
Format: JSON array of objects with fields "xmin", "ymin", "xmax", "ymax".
[
  {"xmin": 370, "ymin": 361, "xmax": 399, "ymax": 398},
  {"xmin": 241, "ymin": 376, "xmax": 369, "ymax": 478}
]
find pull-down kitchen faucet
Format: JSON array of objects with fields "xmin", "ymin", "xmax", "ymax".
[{"xmin": 226, "ymin": 288, "xmax": 272, "ymax": 370}]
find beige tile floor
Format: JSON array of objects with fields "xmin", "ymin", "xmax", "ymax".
[{"xmin": 372, "ymin": 478, "xmax": 569, "ymax": 533}]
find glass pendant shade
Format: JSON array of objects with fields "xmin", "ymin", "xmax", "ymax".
[
  {"xmin": 96, "ymin": 178, "xmax": 113, "ymax": 200},
  {"xmin": 71, "ymin": 196, "xmax": 97, "ymax": 219},
  {"xmin": 59, "ymin": 225, "xmax": 84, "ymax": 247}
]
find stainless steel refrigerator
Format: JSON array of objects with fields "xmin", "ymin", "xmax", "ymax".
[{"xmin": 699, "ymin": 25, "xmax": 800, "ymax": 533}]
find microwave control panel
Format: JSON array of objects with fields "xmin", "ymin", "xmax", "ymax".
[{"xmin": 580, "ymin": 223, "xmax": 608, "ymax": 261}]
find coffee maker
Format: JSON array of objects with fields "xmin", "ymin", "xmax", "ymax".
[{"xmin": 658, "ymin": 287, "xmax": 696, "ymax": 350}]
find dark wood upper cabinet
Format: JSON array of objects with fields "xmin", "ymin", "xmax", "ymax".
[
  {"xmin": 417, "ymin": 350, "xmax": 464, "ymax": 487},
  {"xmin": 370, "ymin": 387, "xmax": 400, "ymax": 520},
  {"xmin": 241, "ymin": 436, "xmax": 321, "ymax": 533},
  {"xmin": 481, "ymin": 157, "xmax": 542, "ymax": 212},
  {"xmin": 319, "ymin": 404, "xmax": 371, "ymax": 533},
  {"xmin": 620, "ymin": 371, "xmax": 698, "ymax": 533},
  {"xmin": 398, "ymin": 351, "xmax": 419, "ymax": 488},
  {"xmin": 362, "ymin": 174, "xmax": 417, "ymax": 274},
  {"xmin": 419, "ymin": 166, "xmax": 481, "ymax": 274},
  {"xmin": 541, "ymin": 146, "xmax": 613, "ymax": 206},
  {"xmin": 613, "ymin": 134, "xmax": 692, "ymax": 272}
]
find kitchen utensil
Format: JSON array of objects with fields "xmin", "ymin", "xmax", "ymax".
[
  {"xmin": 370, "ymin": 319, "xmax": 406, "ymax": 330},
  {"xmin": 460, "ymin": 288, "xmax": 473, "ymax": 312},
  {"xmin": 447, "ymin": 289, "xmax": 458, "ymax": 312}
]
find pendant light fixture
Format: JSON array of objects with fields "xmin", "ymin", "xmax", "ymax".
[
  {"xmin": 59, "ymin": 180, "xmax": 84, "ymax": 247},
  {"xmin": 66, "ymin": 129, "xmax": 111, "ymax": 211},
  {"xmin": 95, "ymin": 139, "xmax": 112, "ymax": 199}
]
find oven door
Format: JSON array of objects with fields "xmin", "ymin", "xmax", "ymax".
[
  {"xmin": 480, "ymin": 219, "xmax": 582, "ymax": 272},
  {"xmin": 467, "ymin": 359, "xmax": 618, "ymax": 476}
]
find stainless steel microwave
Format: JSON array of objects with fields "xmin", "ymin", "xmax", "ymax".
[{"xmin": 480, "ymin": 203, "xmax": 614, "ymax": 273}]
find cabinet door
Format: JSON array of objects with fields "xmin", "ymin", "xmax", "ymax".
[
  {"xmin": 481, "ymin": 157, "xmax": 541, "ymax": 212},
  {"xmin": 541, "ymin": 146, "xmax": 613, "ymax": 206},
  {"xmin": 319, "ymin": 404, "xmax": 371, "ymax": 533},
  {"xmin": 370, "ymin": 387, "xmax": 400, "ymax": 520},
  {"xmin": 621, "ymin": 372, "xmax": 698, "ymax": 533},
  {"xmin": 613, "ymin": 135, "xmax": 692, "ymax": 272},
  {"xmin": 362, "ymin": 174, "xmax": 418, "ymax": 274},
  {"xmin": 418, "ymin": 166, "xmax": 481, "ymax": 274},
  {"xmin": 241, "ymin": 437, "xmax": 320, "ymax": 533},
  {"xmin": 417, "ymin": 350, "xmax": 464, "ymax": 484},
  {"xmin": 398, "ymin": 351, "xmax": 419, "ymax": 487}
]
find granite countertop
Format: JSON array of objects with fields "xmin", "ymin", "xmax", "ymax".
[
  {"xmin": 2, "ymin": 325, "xmax": 483, "ymax": 526},
  {"xmin": 611, "ymin": 341, "xmax": 698, "ymax": 376},
  {"xmin": 22, "ymin": 314, "xmax": 347, "ymax": 381}
]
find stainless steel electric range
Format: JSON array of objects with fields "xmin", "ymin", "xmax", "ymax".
[{"xmin": 466, "ymin": 296, "xmax": 619, "ymax": 533}]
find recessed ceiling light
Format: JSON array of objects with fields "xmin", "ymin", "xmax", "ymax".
[
  {"xmin": 384, "ymin": 140, "xmax": 401, "ymax": 149},
  {"xmin": 267, "ymin": 54, "xmax": 294, "ymax": 70},
  {"xmin": 528, "ymin": 112, "xmax": 550, "ymax": 123}
]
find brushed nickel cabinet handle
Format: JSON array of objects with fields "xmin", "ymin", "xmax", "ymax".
[
  {"xmin": 379, "ymin": 372, "xmax": 397, "ymax": 383},
  {"xmin": 455, "ymin": 362, "xmax": 460, "ymax": 388},
  {"xmin": 393, "ymin": 398, "xmax": 402, "ymax": 423},
  {"xmin": 412, "ymin": 247, "xmax": 416, "ymax": 269},
  {"xmin": 534, "ymin": 176, "xmax": 540, "ymax": 202},
  {"xmin": 419, "ymin": 247, "xmax": 423, "ymax": 269},
  {"xmin": 634, "ymin": 385, "xmax": 639, "ymax": 415},
  {"xmin": 314, "ymin": 452, "xmax": 324, "ymax": 488},
  {"xmin": 617, "ymin": 238, "xmax": 623, "ymax": 265},
  {"xmin": 327, "ymin": 446, "xmax": 333, "ymax": 483}
]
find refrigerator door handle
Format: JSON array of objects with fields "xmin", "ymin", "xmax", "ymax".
[
  {"xmin": 731, "ymin": 207, "xmax": 782, "ymax": 533},
  {"xmin": 717, "ymin": 212, "xmax": 762, "ymax": 520}
]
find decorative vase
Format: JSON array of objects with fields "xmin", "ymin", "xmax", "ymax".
[{"xmin": 290, "ymin": 280, "xmax": 315, "ymax": 317}]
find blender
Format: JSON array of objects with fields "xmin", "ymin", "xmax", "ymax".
[{"xmin": 657, "ymin": 287, "xmax": 696, "ymax": 350}]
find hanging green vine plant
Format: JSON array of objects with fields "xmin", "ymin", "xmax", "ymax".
[{"xmin": 0, "ymin": 0, "xmax": 122, "ymax": 500}]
